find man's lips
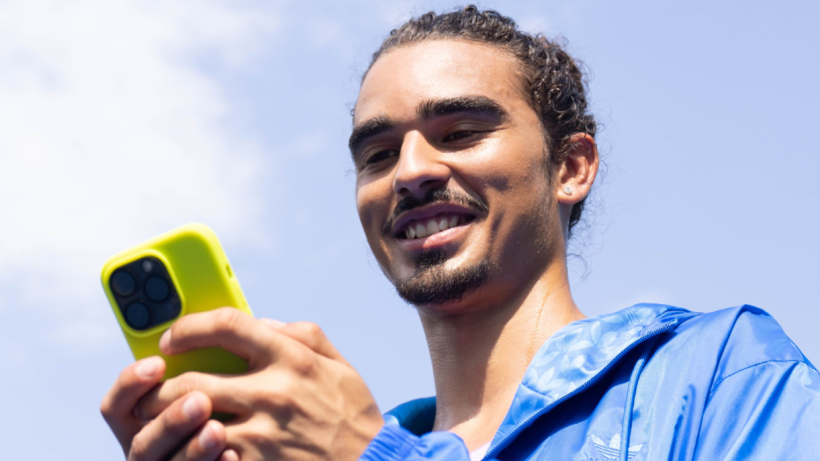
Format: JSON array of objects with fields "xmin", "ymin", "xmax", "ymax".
[{"xmin": 390, "ymin": 203, "xmax": 479, "ymax": 239}]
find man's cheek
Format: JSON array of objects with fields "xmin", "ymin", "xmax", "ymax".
[
  {"xmin": 355, "ymin": 205, "xmax": 380, "ymax": 243},
  {"xmin": 360, "ymin": 223, "xmax": 391, "ymax": 271}
]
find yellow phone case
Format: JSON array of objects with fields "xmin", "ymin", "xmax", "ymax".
[{"xmin": 101, "ymin": 223, "xmax": 253, "ymax": 380}]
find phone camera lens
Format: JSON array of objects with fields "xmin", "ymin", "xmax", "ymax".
[
  {"xmin": 145, "ymin": 276, "xmax": 170, "ymax": 302},
  {"xmin": 126, "ymin": 302, "xmax": 150, "ymax": 329},
  {"xmin": 111, "ymin": 271, "xmax": 136, "ymax": 297},
  {"xmin": 141, "ymin": 259, "xmax": 154, "ymax": 273}
]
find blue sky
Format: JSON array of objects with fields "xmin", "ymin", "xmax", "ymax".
[{"xmin": 0, "ymin": 0, "xmax": 818, "ymax": 458}]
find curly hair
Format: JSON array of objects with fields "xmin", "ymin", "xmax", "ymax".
[{"xmin": 363, "ymin": 5, "xmax": 597, "ymax": 237}]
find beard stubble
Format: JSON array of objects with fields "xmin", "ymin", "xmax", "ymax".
[
  {"xmin": 394, "ymin": 248, "xmax": 493, "ymax": 306},
  {"xmin": 386, "ymin": 186, "xmax": 493, "ymax": 306}
]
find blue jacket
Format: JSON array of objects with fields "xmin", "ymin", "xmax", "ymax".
[{"xmin": 360, "ymin": 304, "xmax": 820, "ymax": 460}]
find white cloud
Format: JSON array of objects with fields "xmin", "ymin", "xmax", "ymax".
[{"xmin": 0, "ymin": 0, "xmax": 279, "ymax": 345}]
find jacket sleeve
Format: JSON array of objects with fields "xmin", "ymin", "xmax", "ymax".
[
  {"xmin": 694, "ymin": 359, "xmax": 820, "ymax": 460},
  {"xmin": 359, "ymin": 423, "xmax": 472, "ymax": 461}
]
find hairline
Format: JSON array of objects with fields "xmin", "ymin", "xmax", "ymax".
[{"xmin": 359, "ymin": 37, "xmax": 535, "ymax": 118}]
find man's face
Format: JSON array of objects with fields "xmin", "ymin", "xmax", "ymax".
[{"xmin": 352, "ymin": 39, "xmax": 564, "ymax": 313}]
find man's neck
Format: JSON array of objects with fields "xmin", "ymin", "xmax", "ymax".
[{"xmin": 419, "ymin": 262, "xmax": 584, "ymax": 451}]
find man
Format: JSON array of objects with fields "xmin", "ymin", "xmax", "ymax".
[{"xmin": 101, "ymin": 6, "xmax": 820, "ymax": 461}]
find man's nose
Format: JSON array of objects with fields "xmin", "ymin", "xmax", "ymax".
[{"xmin": 392, "ymin": 131, "xmax": 450, "ymax": 198}]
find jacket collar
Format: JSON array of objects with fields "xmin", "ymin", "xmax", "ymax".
[{"xmin": 385, "ymin": 304, "xmax": 697, "ymax": 455}]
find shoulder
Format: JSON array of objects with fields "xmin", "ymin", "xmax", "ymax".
[
  {"xmin": 682, "ymin": 308, "xmax": 820, "ymax": 459},
  {"xmin": 668, "ymin": 304, "xmax": 815, "ymax": 391}
]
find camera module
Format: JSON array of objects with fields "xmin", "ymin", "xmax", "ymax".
[{"xmin": 109, "ymin": 256, "xmax": 181, "ymax": 330}]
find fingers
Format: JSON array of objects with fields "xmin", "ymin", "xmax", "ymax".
[
  {"xmin": 218, "ymin": 449, "xmax": 239, "ymax": 461},
  {"xmin": 137, "ymin": 372, "xmax": 247, "ymax": 420},
  {"xmin": 129, "ymin": 391, "xmax": 218, "ymax": 461},
  {"xmin": 167, "ymin": 420, "xmax": 228, "ymax": 461},
  {"xmin": 261, "ymin": 319, "xmax": 349, "ymax": 365},
  {"xmin": 160, "ymin": 308, "xmax": 280, "ymax": 363},
  {"xmin": 101, "ymin": 356, "xmax": 166, "ymax": 452}
]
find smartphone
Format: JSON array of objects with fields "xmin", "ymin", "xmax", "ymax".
[{"xmin": 101, "ymin": 223, "xmax": 253, "ymax": 380}]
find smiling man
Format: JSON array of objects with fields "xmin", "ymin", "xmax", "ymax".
[{"xmin": 102, "ymin": 6, "xmax": 820, "ymax": 461}]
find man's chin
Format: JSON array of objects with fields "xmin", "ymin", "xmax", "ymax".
[{"xmin": 394, "ymin": 257, "xmax": 492, "ymax": 307}]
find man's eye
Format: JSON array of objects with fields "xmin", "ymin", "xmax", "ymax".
[
  {"xmin": 364, "ymin": 149, "xmax": 399, "ymax": 167},
  {"xmin": 442, "ymin": 130, "xmax": 478, "ymax": 142}
]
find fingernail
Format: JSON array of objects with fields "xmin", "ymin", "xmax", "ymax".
[
  {"xmin": 182, "ymin": 394, "xmax": 206, "ymax": 421},
  {"xmin": 199, "ymin": 423, "xmax": 219, "ymax": 450},
  {"xmin": 159, "ymin": 329, "xmax": 171, "ymax": 352},
  {"xmin": 261, "ymin": 318, "xmax": 286, "ymax": 329},
  {"xmin": 220, "ymin": 449, "xmax": 239, "ymax": 461},
  {"xmin": 135, "ymin": 357, "xmax": 161, "ymax": 379}
]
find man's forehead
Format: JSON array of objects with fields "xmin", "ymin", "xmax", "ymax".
[{"xmin": 353, "ymin": 39, "xmax": 525, "ymax": 125}]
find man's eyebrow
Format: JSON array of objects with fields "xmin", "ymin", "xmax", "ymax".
[
  {"xmin": 348, "ymin": 116, "xmax": 395, "ymax": 157},
  {"xmin": 417, "ymin": 96, "xmax": 508, "ymax": 121},
  {"xmin": 348, "ymin": 96, "xmax": 506, "ymax": 158}
]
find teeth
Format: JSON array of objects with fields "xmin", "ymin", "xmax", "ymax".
[
  {"xmin": 438, "ymin": 217, "xmax": 449, "ymax": 231},
  {"xmin": 415, "ymin": 223, "xmax": 428, "ymax": 238},
  {"xmin": 403, "ymin": 214, "xmax": 469, "ymax": 239}
]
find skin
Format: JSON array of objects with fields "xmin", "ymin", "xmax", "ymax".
[
  {"xmin": 101, "ymin": 38, "xmax": 599, "ymax": 459},
  {"xmin": 353, "ymin": 40, "xmax": 596, "ymax": 449},
  {"xmin": 101, "ymin": 313, "xmax": 383, "ymax": 461}
]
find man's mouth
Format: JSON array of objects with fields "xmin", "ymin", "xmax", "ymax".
[
  {"xmin": 397, "ymin": 213, "xmax": 475, "ymax": 239},
  {"xmin": 382, "ymin": 187, "xmax": 488, "ymax": 241}
]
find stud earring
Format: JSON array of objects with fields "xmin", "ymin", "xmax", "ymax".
[{"xmin": 564, "ymin": 187, "xmax": 573, "ymax": 196}]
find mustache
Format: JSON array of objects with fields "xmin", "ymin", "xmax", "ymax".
[{"xmin": 381, "ymin": 187, "xmax": 489, "ymax": 236}]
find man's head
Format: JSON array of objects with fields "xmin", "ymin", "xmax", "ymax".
[{"xmin": 350, "ymin": 6, "xmax": 599, "ymax": 312}]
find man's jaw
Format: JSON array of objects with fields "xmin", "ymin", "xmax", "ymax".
[
  {"xmin": 386, "ymin": 204, "xmax": 493, "ymax": 306},
  {"xmin": 393, "ymin": 253, "xmax": 493, "ymax": 307}
]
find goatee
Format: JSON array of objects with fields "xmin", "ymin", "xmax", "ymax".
[{"xmin": 395, "ymin": 249, "xmax": 492, "ymax": 306}]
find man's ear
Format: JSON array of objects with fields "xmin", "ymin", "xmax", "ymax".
[{"xmin": 555, "ymin": 133, "xmax": 599, "ymax": 206}]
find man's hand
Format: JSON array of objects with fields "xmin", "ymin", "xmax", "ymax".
[
  {"xmin": 106, "ymin": 308, "xmax": 384, "ymax": 461},
  {"xmin": 101, "ymin": 355, "xmax": 235, "ymax": 461}
]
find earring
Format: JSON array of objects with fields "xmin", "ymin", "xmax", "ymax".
[{"xmin": 564, "ymin": 187, "xmax": 573, "ymax": 196}]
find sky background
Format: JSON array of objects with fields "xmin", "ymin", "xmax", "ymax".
[{"xmin": 0, "ymin": 0, "xmax": 818, "ymax": 458}]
